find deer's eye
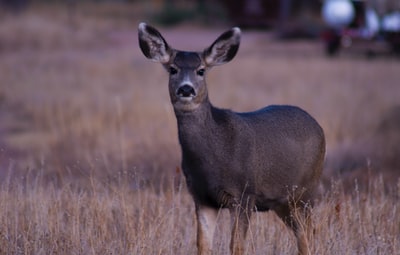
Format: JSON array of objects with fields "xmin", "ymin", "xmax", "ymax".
[
  {"xmin": 169, "ymin": 67, "xmax": 178, "ymax": 75},
  {"xmin": 197, "ymin": 69, "xmax": 205, "ymax": 76}
]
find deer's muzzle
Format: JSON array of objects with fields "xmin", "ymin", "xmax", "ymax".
[{"xmin": 177, "ymin": 85, "xmax": 196, "ymax": 98}]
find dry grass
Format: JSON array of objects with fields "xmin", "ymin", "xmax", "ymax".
[
  {"xmin": 0, "ymin": 3, "xmax": 399, "ymax": 254},
  {"xmin": 0, "ymin": 173, "xmax": 398, "ymax": 254}
]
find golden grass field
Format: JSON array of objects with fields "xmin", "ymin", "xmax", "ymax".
[{"xmin": 0, "ymin": 3, "xmax": 399, "ymax": 254}]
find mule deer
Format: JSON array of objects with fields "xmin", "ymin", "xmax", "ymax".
[{"xmin": 138, "ymin": 23, "xmax": 325, "ymax": 255}]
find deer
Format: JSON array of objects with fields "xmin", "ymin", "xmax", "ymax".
[{"xmin": 138, "ymin": 23, "xmax": 326, "ymax": 255}]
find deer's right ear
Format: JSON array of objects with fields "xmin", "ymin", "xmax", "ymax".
[{"xmin": 138, "ymin": 23, "xmax": 171, "ymax": 64}]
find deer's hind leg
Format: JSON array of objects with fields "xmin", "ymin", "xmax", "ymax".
[{"xmin": 274, "ymin": 202, "xmax": 312, "ymax": 255}]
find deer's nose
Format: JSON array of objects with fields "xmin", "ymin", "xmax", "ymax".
[{"xmin": 177, "ymin": 85, "xmax": 196, "ymax": 97}]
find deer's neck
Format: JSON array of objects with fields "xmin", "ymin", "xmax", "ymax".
[
  {"xmin": 176, "ymin": 100, "xmax": 227, "ymax": 145},
  {"xmin": 175, "ymin": 100, "xmax": 214, "ymax": 128}
]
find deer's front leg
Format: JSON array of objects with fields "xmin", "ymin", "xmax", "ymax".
[
  {"xmin": 229, "ymin": 203, "xmax": 252, "ymax": 255},
  {"xmin": 196, "ymin": 204, "xmax": 218, "ymax": 255}
]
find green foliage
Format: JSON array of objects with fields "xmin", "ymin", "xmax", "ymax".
[{"xmin": 153, "ymin": 3, "xmax": 194, "ymax": 26}]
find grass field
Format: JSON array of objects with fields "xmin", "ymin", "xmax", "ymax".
[{"xmin": 0, "ymin": 3, "xmax": 399, "ymax": 254}]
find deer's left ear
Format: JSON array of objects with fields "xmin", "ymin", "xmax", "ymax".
[
  {"xmin": 138, "ymin": 22, "xmax": 172, "ymax": 64},
  {"xmin": 203, "ymin": 27, "xmax": 241, "ymax": 66}
]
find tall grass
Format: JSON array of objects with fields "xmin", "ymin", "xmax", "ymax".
[
  {"xmin": 0, "ymin": 173, "xmax": 194, "ymax": 255},
  {"xmin": 0, "ymin": 173, "xmax": 398, "ymax": 255}
]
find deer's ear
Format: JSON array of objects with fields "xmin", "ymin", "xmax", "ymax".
[
  {"xmin": 203, "ymin": 27, "xmax": 241, "ymax": 66},
  {"xmin": 138, "ymin": 23, "xmax": 172, "ymax": 64}
]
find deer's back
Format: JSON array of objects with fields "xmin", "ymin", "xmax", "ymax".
[{"xmin": 239, "ymin": 105, "xmax": 324, "ymax": 147}]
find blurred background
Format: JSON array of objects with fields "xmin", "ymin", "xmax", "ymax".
[{"xmin": 0, "ymin": 0, "xmax": 399, "ymax": 191}]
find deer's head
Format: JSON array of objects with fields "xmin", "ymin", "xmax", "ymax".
[{"xmin": 138, "ymin": 23, "xmax": 241, "ymax": 112}]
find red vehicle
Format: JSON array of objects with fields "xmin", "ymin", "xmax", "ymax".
[{"xmin": 322, "ymin": 0, "xmax": 400, "ymax": 56}]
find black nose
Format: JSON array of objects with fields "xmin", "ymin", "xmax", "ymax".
[{"xmin": 177, "ymin": 85, "xmax": 196, "ymax": 97}]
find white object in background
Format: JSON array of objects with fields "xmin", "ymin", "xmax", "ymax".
[
  {"xmin": 382, "ymin": 12, "xmax": 400, "ymax": 32},
  {"xmin": 322, "ymin": 0, "xmax": 355, "ymax": 28},
  {"xmin": 365, "ymin": 8, "xmax": 379, "ymax": 35}
]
